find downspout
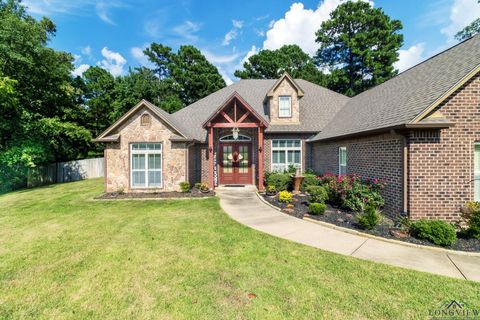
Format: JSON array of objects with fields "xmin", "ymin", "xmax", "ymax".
[{"xmin": 402, "ymin": 135, "xmax": 409, "ymax": 216}]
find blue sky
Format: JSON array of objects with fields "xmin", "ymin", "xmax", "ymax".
[{"xmin": 24, "ymin": 0, "xmax": 480, "ymax": 84}]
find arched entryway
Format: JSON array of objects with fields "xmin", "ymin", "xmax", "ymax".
[{"xmin": 203, "ymin": 92, "xmax": 268, "ymax": 190}]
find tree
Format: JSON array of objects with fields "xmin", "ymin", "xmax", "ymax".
[
  {"xmin": 456, "ymin": 0, "xmax": 480, "ymax": 41},
  {"xmin": 455, "ymin": 18, "xmax": 480, "ymax": 41},
  {"xmin": 315, "ymin": 1, "xmax": 403, "ymax": 96},
  {"xmin": 144, "ymin": 44, "xmax": 226, "ymax": 110},
  {"xmin": 81, "ymin": 66, "xmax": 116, "ymax": 137},
  {"xmin": 0, "ymin": 0, "xmax": 92, "ymax": 191},
  {"xmin": 234, "ymin": 45, "xmax": 327, "ymax": 86}
]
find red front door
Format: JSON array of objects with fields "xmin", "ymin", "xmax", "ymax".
[{"xmin": 219, "ymin": 143, "xmax": 252, "ymax": 185}]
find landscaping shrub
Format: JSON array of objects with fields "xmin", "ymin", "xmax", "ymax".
[
  {"xmin": 461, "ymin": 201, "xmax": 480, "ymax": 239},
  {"xmin": 305, "ymin": 185, "xmax": 328, "ymax": 204},
  {"xmin": 266, "ymin": 172, "xmax": 292, "ymax": 191},
  {"xmin": 357, "ymin": 206, "xmax": 381, "ymax": 230},
  {"xmin": 309, "ymin": 202, "xmax": 326, "ymax": 215},
  {"xmin": 278, "ymin": 190, "xmax": 293, "ymax": 203},
  {"xmin": 194, "ymin": 182, "xmax": 202, "ymax": 190},
  {"xmin": 179, "ymin": 182, "xmax": 191, "ymax": 193},
  {"xmin": 301, "ymin": 173, "xmax": 320, "ymax": 190},
  {"xmin": 266, "ymin": 184, "xmax": 277, "ymax": 195},
  {"xmin": 318, "ymin": 174, "xmax": 385, "ymax": 212},
  {"xmin": 410, "ymin": 220, "xmax": 457, "ymax": 247}
]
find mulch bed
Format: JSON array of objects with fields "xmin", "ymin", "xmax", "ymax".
[
  {"xmin": 262, "ymin": 192, "xmax": 480, "ymax": 252},
  {"xmin": 96, "ymin": 190, "xmax": 215, "ymax": 199}
]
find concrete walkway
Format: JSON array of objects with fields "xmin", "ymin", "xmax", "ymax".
[{"xmin": 217, "ymin": 187, "xmax": 480, "ymax": 281}]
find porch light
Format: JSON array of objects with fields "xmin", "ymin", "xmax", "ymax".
[{"xmin": 232, "ymin": 127, "xmax": 239, "ymax": 140}]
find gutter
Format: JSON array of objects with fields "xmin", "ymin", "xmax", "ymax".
[{"xmin": 307, "ymin": 122, "xmax": 455, "ymax": 143}]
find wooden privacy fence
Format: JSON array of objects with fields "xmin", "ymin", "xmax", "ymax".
[{"xmin": 27, "ymin": 157, "xmax": 104, "ymax": 188}]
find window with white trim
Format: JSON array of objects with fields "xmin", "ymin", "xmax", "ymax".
[
  {"xmin": 475, "ymin": 143, "xmax": 480, "ymax": 201},
  {"xmin": 131, "ymin": 143, "xmax": 162, "ymax": 188},
  {"xmin": 271, "ymin": 139, "xmax": 301, "ymax": 172},
  {"xmin": 278, "ymin": 96, "xmax": 292, "ymax": 117},
  {"xmin": 339, "ymin": 147, "xmax": 347, "ymax": 175}
]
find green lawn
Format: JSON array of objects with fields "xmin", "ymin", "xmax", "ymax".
[{"xmin": 0, "ymin": 179, "xmax": 479, "ymax": 319}]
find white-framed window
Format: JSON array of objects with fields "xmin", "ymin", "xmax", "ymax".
[
  {"xmin": 278, "ymin": 96, "xmax": 292, "ymax": 118},
  {"xmin": 339, "ymin": 147, "xmax": 347, "ymax": 175},
  {"xmin": 271, "ymin": 139, "xmax": 301, "ymax": 172},
  {"xmin": 131, "ymin": 143, "xmax": 162, "ymax": 188},
  {"xmin": 475, "ymin": 143, "xmax": 480, "ymax": 201}
]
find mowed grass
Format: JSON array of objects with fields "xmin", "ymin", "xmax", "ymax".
[{"xmin": 0, "ymin": 179, "xmax": 479, "ymax": 319}]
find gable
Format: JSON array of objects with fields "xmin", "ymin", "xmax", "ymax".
[{"xmin": 93, "ymin": 100, "xmax": 190, "ymax": 143}]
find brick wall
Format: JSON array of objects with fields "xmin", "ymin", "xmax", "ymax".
[
  {"xmin": 263, "ymin": 133, "xmax": 315, "ymax": 173},
  {"xmin": 407, "ymin": 74, "xmax": 480, "ymax": 221},
  {"xmin": 310, "ymin": 133, "xmax": 404, "ymax": 217}
]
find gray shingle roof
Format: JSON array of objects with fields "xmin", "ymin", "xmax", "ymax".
[
  {"xmin": 170, "ymin": 78, "xmax": 349, "ymax": 142},
  {"xmin": 310, "ymin": 35, "xmax": 480, "ymax": 142}
]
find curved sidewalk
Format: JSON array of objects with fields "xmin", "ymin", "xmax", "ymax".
[{"xmin": 217, "ymin": 187, "xmax": 480, "ymax": 281}]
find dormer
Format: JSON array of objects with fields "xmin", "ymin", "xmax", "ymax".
[{"xmin": 266, "ymin": 73, "xmax": 304, "ymax": 125}]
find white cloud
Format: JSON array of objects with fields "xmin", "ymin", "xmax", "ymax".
[
  {"xmin": 222, "ymin": 19, "xmax": 244, "ymax": 46},
  {"xmin": 441, "ymin": 0, "xmax": 480, "ymax": 43},
  {"xmin": 241, "ymin": 45, "xmax": 259, "ymax": 65},
  {"xmin": 73, "ymin": 54, "xmax": 82, "ymax": 64},
  {"xmin": 81, "ymin": 45, "xmax": 92, "ymax": 56},
  {"xmin": 394, "ymin": 43, "xmax": 426, "ymax": 72},
  {"xmin": 95, "ymin": 2, "xmax": 115, "ymax": 25},
  {"xmin": 72, "ymin": 64, "xmax": 90, "ymax": 77},
  {"xmin": 203, "ymin": 51, "xmax": 241, "ymax": 64},
  {"xmin": 263, "ymin": 0, "xmax": 371, "ymax": 56},
  {"xmin": 173, "ymin": 20, "xmax": 201, "ymax": 42},
  {"xmin": 98, "ymin": 47, "xmax": 126, "ymax": 76},
  {"xmin": 218, "ymin": 67, "xmax": 234, "ymax": 86},
  {"xmin": 130, "ymin": 46, "xmax": 152, "ymax": 67}
]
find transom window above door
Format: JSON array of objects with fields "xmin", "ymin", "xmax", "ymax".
[
  {"xmin": 278, "ymin": 96, "xmax": 292, "ymax": 117},
  {"xmin": 131, "ymin": 143, "xmax": 162, "ymax": 188},
  {"xmin": 271, "ymin": 139, "xmax": 301, "ymax": 172}
]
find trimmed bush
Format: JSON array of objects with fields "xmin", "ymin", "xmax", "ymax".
[
  {"xmin": 179, "ymin": 182, "xmax": 190, "ymax": 193},
  {"xmin": 301, "ymin": 173, "xmax": 320, "ymax": 190},
  {"xmin": 306, "ymin": 185, "xmax": 328, "ymax": 204},
  {"xmin": 278, "ymin": 190, "xmax": 293, "ymax": 203},
  {"xmin": 194, "ymin": 182, "xmax": 202, "ymax": 190},
  {"xmin": 461, "ymin": 201, "xmax": 480, "ymax": 239},
  {"xmin": 266, "ymin": 172, "xmax": 292, "ymax": 191},
  {"xmin": 410, "ymin": 220, "xmax": 457, "ymax": 247},
  {"xmin": 309, "ymin": 202, "xmax": 326, "ymax": 215},
  {"xmin": 357, "ymin": 206, "xmax": 381, "ymax": 230},
  {"xmin": 318, "ymin": 174, "xmax": 385, "ymax": 211}
]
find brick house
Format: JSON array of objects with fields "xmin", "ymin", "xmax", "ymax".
[{"xmin": 94, "ymin": 35, "xmax": 480, "ymax": 221}]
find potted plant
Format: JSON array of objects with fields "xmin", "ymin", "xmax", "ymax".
[
  {"xmin": 266, "ymin": 184, "xmax": 277, "ymax": 196},
  {"xmin": 200, "ymin": 182, "xmax": 210, "ymax": 194}
]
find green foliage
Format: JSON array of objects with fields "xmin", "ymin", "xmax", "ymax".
[
  {"xmin": 301, "ymin": 173, "xmax": 320, "ymax": 190},
  {"xmin": 306, "ymin": 185, "xmax": 328, "ymax": 204},
  {"xmin": 267, "ymin": 184, "xmax": 277, "ymax": 194},
  {"xmin": 278, "ymin": 190, "xmax": 293, "ymax": 203},
  {"xmin": 194, "ymin": 183, "xmax": 202, "ymax": 190},
  {"xmin": 319, "ymin": 174, "xmax": 385, "ymax": 212},
  {"xmin": 266, "ymin": 172, "xmax": 292, "ymax": 191},
  {"xmin": 309, "ymin": 202, "xmax": 326, "ymax": 215},
  {"xmin": 315, "ymin": 1, "xmax": 403, "ymax": 96},
  {"xmin": 144, "ymin": 43, "xmax": 226, "ymax": 109},
  {"xmin": 0, "ymin": 76, "xmax": 19, "ymax": 149},
  {"xmin": 179, "ymin": 182, "xmax": 191, "ymax": 193},
  {"xmin": 455, "ymin": 18, "xmax": 480, "ymax": 41},
  {"xmin": 234, "ymin": 45, "xmax": 326, "ymax": 86},
  {"xmin": 410, "ymin": 220, "xmax": 457, "ymax": 247},
  {"xmin": 357, "ymin": 206, "xmax": 382, "ymax": 230},
  {"xmin": 461, "ymin": 202, "xmax": 480, "ymax": 239}
]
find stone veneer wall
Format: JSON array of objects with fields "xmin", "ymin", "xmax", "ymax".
[
  {"xmin": 407, "ymin": 74, "xmax": 480, "ymax": 221},
  {"xmin": 267, "ymin": 78, "xmax": 301, "ymax": 125},
  {"xmin": 310, "ymin": 133, "xmax": 404, "ymax": 217},
  {"xmin": 104, "ymin": 107, "xmax": 187, "ymax": 192}
]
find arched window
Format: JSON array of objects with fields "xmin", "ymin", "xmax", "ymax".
[
  {"xmin": 140, "ymin": 114, "xmax": 151, "ymax": 126},
  {"xmin": 219, "ymin": 134, "xmax": 251, "ymax": 142}
]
